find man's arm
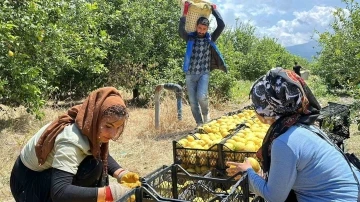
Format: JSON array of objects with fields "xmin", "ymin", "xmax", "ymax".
[
  {"xmin": 179, "ymin": 16, "xmax": 188, "ymax": 41},
  {"xmin": 211, "ymin": 7, "xmax": 225, "ymax": 42}
]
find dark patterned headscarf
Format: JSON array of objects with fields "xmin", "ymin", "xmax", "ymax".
[{"xmin": 250, "ymin": 67, "xmax": 321, "ymax": 174}]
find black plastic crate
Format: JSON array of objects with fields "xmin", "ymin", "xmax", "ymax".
[
  {"xmin": 173, "ymin": 140, "xmax": 223, "ymax": 174},
  {"xmin": 141, "ymin": 164, "xmax": 250, "ymax": 202},
  {"xmin": 174, "ymin": 125, "xmax": 265, "ymax": 172},
  {"xmin": 218, "ymin": 123, "xmax": 266, "ymax": 169},
  {"xmin": 316, "ymin": 102, "xmax": 350, "ymax": 146}
]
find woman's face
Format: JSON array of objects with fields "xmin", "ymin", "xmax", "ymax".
[
  {"xmin": 98, "ymin": 115, "xmax": 126, "ymax": 143},
  {"xmin": 256, "ymin": 114, "xmax": 276, "ymax": 125}
]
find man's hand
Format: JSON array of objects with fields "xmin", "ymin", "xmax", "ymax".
[
  {"xmin": 183, "ymin": 1, "xmax": 190, "ymax": 16},
  {"xmin": 211, "ymin": 4, "xmax": 217, "ymax": 11}
]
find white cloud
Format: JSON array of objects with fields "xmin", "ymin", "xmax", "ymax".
[
  {"xmin": 209, "ymin": 1, "xmax": 344, "ymax": 46},
  {"xmin": 248, "ymin": 3, "xmax": 286, "ymax": 16},
  {"xmin": 258, "ymin": 6, "xmax": 337, "ymax": 46}
]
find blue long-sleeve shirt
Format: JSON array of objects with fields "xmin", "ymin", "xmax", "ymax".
[{"xmin": 248, "ymin": 125, "xmax": 360, "ymax": 202}]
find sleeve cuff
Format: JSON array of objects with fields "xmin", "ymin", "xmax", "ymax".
[{"xmin": 115, "ymin": 169, "xmax": 129, "ymax": 183}]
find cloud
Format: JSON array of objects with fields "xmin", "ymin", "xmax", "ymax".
[
  {"xmin": 210, "ymin": 1, "xmax": 343, "ymax": 46},
  {"xmin": 258, "ymin": 6, "xmax": 337, "ymax": 46},
  {"xmin": 248, "ymin": 3, "xmax": 286, "ymax": 16}
]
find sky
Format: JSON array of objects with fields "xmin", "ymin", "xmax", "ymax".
[{"xmin": 208, "ymin": 0, "xmax": 356, "ymax": 47}]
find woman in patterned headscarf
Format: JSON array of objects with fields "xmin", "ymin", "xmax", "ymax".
[
  {"xmin": 226, "ymin": 67, "xmax": 360, "ymax": 202},
  {"xmin": 10, "ymin": 87, "xmax": 140, "ymax": 202}
]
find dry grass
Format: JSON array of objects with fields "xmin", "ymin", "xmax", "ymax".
[
  {"xmin": 0, "ymin": 93, "xmax": 359, "ymax": 201},
  {"xmin": 0, "ymin": 105, "xmax": 65, "ymax": 201}
]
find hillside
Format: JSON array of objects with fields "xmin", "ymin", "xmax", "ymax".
[{"xmin": 286, "ymin": 40, "xmax": 322, "ymax": 61}]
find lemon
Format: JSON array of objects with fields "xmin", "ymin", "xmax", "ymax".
[
  {"xmin": 226, "ymin": 139, "xmax": 236, "ymax": 145},
  {"xmin": 244, "ymin": 143, "xmax": 256, "ymax": 152},
  {"xmin": 233, "ymin": 142, "xmax": 245, "ymax": 151},
  {"xmin": 231, "ymin": 136, "xmax": 242, "ymax": 142},
  {"xmin": 245, "ymin": 157, "xmax": 261, "ymax": 173},
  {"xmin": 224, "ymin": 142, "xmax": 234, "ymax": 151},
  {"xmin": 186, "ymin": 135, "xmax": 195, "ymax": 142},
  {"xmin": 8, "ymin": 50, "xmax": 14, "ymax": 57}
]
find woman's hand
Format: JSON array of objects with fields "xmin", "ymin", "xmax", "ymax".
[
  {"xmin": 114, "ymin": 168, "xmax": 141, "ymax": 188},
  {"xmin": 120, "ymin": 172, "xmax": 141, "ymax": 188},
  {"xmin": 226, "ymin": 159, "xmax": 252, "ymax": 176},
  {"xmin": 108, "ymin": 183, "xmax": 131, "ymax": 201}
]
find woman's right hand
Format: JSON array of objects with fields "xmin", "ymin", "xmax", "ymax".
[
  {"xmin": 108, "ymin": 183, "xmax": 131, "ymax": 201},
  {"xmin": 226, "ymin": 160, "xmax": 252, "ymax": 176}
]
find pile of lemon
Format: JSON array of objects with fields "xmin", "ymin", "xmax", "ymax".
[
  {"xmin": 200, "ymin": 109, "xmax": 256, "ymax": 137},
  {"xmin": 176, "ymin": 109, "xmax": 258, "ymax": 150},
  {"xmin": 174, "ymin": 109, "xmax": 273, "ymax": 173},
  {"xmin": 224, "ymin": 117, "xmax": 270, "ymax": 152}
]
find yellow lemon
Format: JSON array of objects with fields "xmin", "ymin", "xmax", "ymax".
[
  {"xmin": 245, "ymin": 157, "xmax": 261, "ymax": 173},
  {"xmin": 233, "ymin": 142, "xmax": 245, "ymax": 151},
  {"xmin": 8, "ymin": 50, "xmax": 14, "ymax": 57},
  {"xmin": 226, "ymin": 139, "xmax": 236, "ymax": 145},
  {"xmin": 244, "ymin": 143, "xmax": 256, "ymax": 152},
  {"xmin": 231, "ymin": 136, "xmax": 242, "ymax": 142},
  {"xmin": 186, "ymin": 135, "xmax": 195, "ymax": 142},
  {"xmin": 224, "ymin": 142, "xmax": 234, "ymax": 151},
  {"xmin": 178, "ymin": 139, "xmax": 188, "ymax": 147},
  {"xmin": 221, "ymin": 130, "xmax": 230, "ymax": 137}
]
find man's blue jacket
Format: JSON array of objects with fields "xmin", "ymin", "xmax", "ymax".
[{"xmin": 178, "ymin": 9, "xmax": 227, "ymax": 73}]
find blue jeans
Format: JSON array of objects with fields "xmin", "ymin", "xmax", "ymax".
[{"xmin": 186, "ymin": 73, "xmax": 210, "ymax": 125}]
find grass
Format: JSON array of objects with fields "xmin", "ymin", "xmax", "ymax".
[
  {"xmin": 230, "ymin": 80, "xmax": 254, "ymax": 104},
  {"xmin": 0, "ymin": 79, "xmax": 359, "ymax": 201}
]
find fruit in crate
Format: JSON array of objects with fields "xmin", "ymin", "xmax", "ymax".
[
  {"xmin": 159, "ymin": 181, "xmax": 172, "ymax": 189},
  {"xmin": 177, "ymin": 109, "xmax": 259, "ymax": 150},
  {"xmin": 177, "ymin": 133, "xmax": 223, "ymax": 149},
  {"xmin": 127, "ymin": 194, "xmax": 135, "ymax": 202},
  {"xmin": 224, "ymin": 116, "xmax": 270, "ymax": 152},
  {"xmin": 187, "ymin": 168, "xmax": 196, "ymax": 173},
  {"xmin": 223, "ymin": 142, "xmax": 235, "ymax": 151},
  {"xmin": 215, "ymin": 188, "xmax": 227, "ymax": 193},
  {"xmin": 200, "ymin": 165, "xmax": 209, "ymax": 172},
  {"xmin": 193, "ymin": 197, "xmax": 205, "ymax": 202}
]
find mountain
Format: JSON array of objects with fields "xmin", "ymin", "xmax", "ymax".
[{"xmin": 286, "ymin": 40, "xmax": 322, "ymax": 61}]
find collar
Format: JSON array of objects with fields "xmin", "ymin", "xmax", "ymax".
[{"xmin": 189, "ymin": 32, "xmax": 211, "ymax": 40}]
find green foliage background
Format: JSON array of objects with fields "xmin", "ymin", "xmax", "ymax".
[{"xmin": 1, "ymin": 0, "xmax": 360, "ymax": 117}]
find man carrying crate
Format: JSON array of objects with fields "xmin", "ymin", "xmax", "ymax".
[{"xmin": 178, "ymin": 2, "xmax": 227, "ymax": 126}]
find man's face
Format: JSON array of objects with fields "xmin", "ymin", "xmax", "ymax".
[{"xmin": 196, "ymin": 24, "xmax": 209, "ymax": 38}]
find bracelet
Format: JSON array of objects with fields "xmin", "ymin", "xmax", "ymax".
[{"xmin": 105, "ymin": 186, "xmax": 113, "ymax": 202}]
